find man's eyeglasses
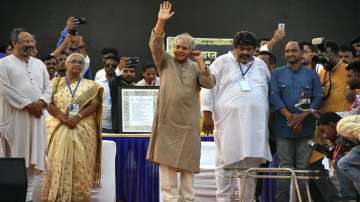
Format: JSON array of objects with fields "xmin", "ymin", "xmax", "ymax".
[{"xmin": 104, "ymin": 64, "xmax": 117, "ymax": 68}]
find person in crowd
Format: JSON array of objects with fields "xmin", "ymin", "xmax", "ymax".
[
  {"xmin": 343, "ymin": 61, "xmax": 360, "ymax": 115},
  {"xmin": 54, "ymin": 51, "xmax": 67, "ymax": 77},
  {"xmin": 146, "ymin": 2, "xmax": 215, "ymax": 201},
  {"xmin": 336, "ymin": 114, "xmax": 360, "ymax": 195},
  {"xmin": 315, "ymin": 112, "xmax": 360, "ymax": 200},
  {"xmin": 95, "ymin": 56, "xmax": 118, "ymax": 133},
  {"xmin": 270, "ymin": 40, "xmax": 322, "ymax": 201},
  {"xmin": 53, "ymin": 17, "xmax": 92, "ymax": 79},
  {"xmin": 41, "ymin": 53, "xmax": 103, "ymax": 201},
  {"xmin": 202, "ymin": 31, "xmax": 272, "ymax": 201},
  {"xmin": 310, "ymin": 42, "xmax": 353, "ymax": 164},
  {"xmin": 94, "ymin": 48, "xmax": 119, "ymax": 81},
  {"xmin": 338, "ymin": 45, "xmax": 355, "ymax": 64},
  {"xmin": 257, "ymin": 50, "xmax": 277, "ymax": 71},
  {"xmin": 351, "ymin": 36, "xmax": 360, "ymax": 60},
  {"xmin": 42, "ymin": 55, "xmax": 58, "ymax": 80},
  {"xmin": 255, "ymin": 27, "xmax": 285, "ymax": 55},
  {"xmin": 0, "ymin": 28, "xmax": 51, "ymax": 202},
  {"xmin": 109, "ymin": 56, "xmax": 137, "ymax": 133},
  {"xmin": 136, "ymin": 63, "xmax": 160, "ymax": 86},
  {"xmin": 300, "ymin": 41, "xmax": 316, "ymax": 69}
]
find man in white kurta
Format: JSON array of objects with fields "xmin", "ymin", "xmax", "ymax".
[
  {"xmin": 201, "ymin": 31, "xmax": 272, "ymax": 202},
  {"xmin": 0, "ymin": 29, "xmax": 51, "ymax": 201}
]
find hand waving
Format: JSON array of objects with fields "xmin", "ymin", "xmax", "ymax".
[{"xmin": 158, "ymin": 1, "xmax": 175, "ymax": 21}]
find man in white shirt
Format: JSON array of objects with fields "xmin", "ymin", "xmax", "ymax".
[
  {"xmin": 94, "ymin": 48, "xmax": 119, "ymax": 82},
  {"xmin": 95, "ymin": 56, "xmax": 118, "ymax": 132},
  {"xmin": 0, "ymin": 28, "xmax": 51, "ymax": 201},
  {"xmin": 201, "ymin": 31, "xmax": 272, "ymax": 202}
]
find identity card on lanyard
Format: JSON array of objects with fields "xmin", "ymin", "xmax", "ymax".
[
  {"xmin": 239, "ymin": 62, "xmax": 252, "ymax": 91},
  {"xmin": 65, "ymin": 76, "xmax": 81, "ymax": 116}
]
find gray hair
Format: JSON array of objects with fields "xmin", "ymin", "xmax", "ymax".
[
  {"xmin": 10, "ymin": 28, "xmax": 27, "ymax": 45},
  {"xmin": 65, "ymin": 53, "xmax": 85, "ymax": 64},
  {"xmin": 174, "ymin": 33, "xmax": 196, "ymax": 49}
]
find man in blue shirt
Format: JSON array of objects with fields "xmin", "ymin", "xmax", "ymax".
[{"xmin": 270, "ymin": 41, "xmax": 322, "ymax": 201}]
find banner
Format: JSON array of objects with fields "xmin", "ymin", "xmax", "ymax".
[{"xmin": 166, "ymin": 37, "xmax": 233, "ymax": 66}]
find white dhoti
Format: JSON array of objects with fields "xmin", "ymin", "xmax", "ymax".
[{"xmin": 201, "ymin": 53, "xmax": 272, "ymax": 202}]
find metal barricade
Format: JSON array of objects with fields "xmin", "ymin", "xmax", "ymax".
[{"xmin": 228, "ymin": 167, "xmax": 321, "ymax": 202}]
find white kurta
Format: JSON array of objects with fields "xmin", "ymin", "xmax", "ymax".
[
  {"xmin": 0, "ymin": 54, "xmax": 51, "ymax": 171},
  {"xmin": 201, "ymin": 52, "xmax": 272, "ymax": 166}
]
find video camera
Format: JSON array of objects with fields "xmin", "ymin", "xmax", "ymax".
[
  {"xmin": 308, "ymin": 138, "xmax": 358, "ymax": 160},
  {"xmin": 311, "ymin": 37, "xmax": 331, "ymax": 68},
  {"xmin": 308, "ymin": 140, "xmax": 334, "ymax": 159}
]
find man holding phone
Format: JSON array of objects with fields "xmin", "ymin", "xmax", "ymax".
[{"xmin": 146, "ymin": 2, "xmax": 215, "ymax": 201}]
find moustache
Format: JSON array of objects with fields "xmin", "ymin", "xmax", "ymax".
[
  {"xmin": 239, "ymin": 55, "xmax": 250, "ymax": 59},
  {"xmin": 23, "ymin": 46, "xmax": 34, "ymax": 53}
]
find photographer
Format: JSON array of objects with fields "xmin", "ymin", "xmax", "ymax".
[
  {"xmin": 315, "ymin": 112, "xmax": 360, "ymax": 200},
  {"xmin": 53, "ymin": 17, "xmax": 92, "ymax": 79},
  {"xmin": 336, "ymin": 115, "xmax": 360, "ymax": 194},
  {"xmin": 310, "ymin": 41, "xmax": 353, "ymax": 168},
  {"xmin": 336, "ymin": 61, "xmax": 360, "ymax": 195}
]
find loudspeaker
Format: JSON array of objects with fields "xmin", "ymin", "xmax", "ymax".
[{"xmin": 0, "ymin": 158, "xmax": 27, "ymax": 202}]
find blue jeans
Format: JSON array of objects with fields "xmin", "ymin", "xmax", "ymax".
[
  {"xmin": 337, "ymin": 145, "xmax": 360, "ymax": 194},
  {"xmin": 276, "ymin": 136, "xmax": 312, "ymax": 202}
]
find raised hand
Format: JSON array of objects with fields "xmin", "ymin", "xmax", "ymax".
[
  {"xmin": 66, "ymin": 17, "xmax": 79, "ymax": 30},
  {"xmin": 118, "ymin": 57, "xmax": 130, "ymax": 71},
  {"xmin": 158, "ymin": 1, "xmax": 175, "ymax": 21}
]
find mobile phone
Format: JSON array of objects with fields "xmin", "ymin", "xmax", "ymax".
[
  {"xmin": 68, "ymin": 29, "xmax": 77, "ymax": 36},
  {"xmin": 278, "ymin": 23, "xmax": 285, "ymax": 31},
  {"xmin": 127, "ymin": 57, "xmax": 140, "ymax": 66},
  {"xmin": 74, "ymin": 17, "xmax": 87, "ymax": 25}
]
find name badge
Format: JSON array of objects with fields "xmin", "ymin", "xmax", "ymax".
[
  {"xmin": 239, "ymin": 77, "xmax": 252, "ymax": 91},
  {"xmin": 68, "ymin": 103, "xmax": 80, "ymax": 116}
]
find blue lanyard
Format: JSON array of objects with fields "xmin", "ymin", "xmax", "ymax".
[
  {"xmin": 238, "ymin": 62, "xmax": 253, "ymax": 77},
  {"xmin": 65, "ymin": 76, "xmax": 81, "ymax": 101}
]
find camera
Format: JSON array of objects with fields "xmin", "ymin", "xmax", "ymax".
[{"xmin": 308, "ymin": 140, "xmax": 335, "ymax": 159}]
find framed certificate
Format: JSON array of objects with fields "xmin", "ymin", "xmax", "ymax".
[{"xmin": 119, "ymin": 86, "xmax": 159, "ymax": 133}]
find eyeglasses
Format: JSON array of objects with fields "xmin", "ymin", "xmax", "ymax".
[
  {"xmin": 105, "ymin": 64, "xmax": 117, "ymax": 68},
  {"xmin": 70, "ymin": 60, "xmax": 85, "ymax": 65}
]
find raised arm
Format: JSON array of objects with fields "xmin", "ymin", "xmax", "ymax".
[
  {"xmin": 149, "ymin": 1, "xmax": 175, "ymax": 71},
  {"xmin": 154, "ymin": 1, "xmax": 175, "ymax": 35}
]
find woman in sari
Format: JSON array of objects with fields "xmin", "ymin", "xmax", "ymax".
[{"xmin": 42, "ymin": 53, "xmax": 103, "ymax": 202}]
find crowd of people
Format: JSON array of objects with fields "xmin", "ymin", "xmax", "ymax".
[{"xmin": 0, "ymin": 1, "xmax": 360, "ymax": 202}]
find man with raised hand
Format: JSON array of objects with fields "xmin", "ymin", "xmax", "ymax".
[{"xmin": 146, "ymin": 2, "xmax": 215, "ymax": 201}]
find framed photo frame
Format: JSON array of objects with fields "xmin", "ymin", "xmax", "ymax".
[{"xmin": 118, "ymin": 86, "xmax": 159, "ymax": 134}]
